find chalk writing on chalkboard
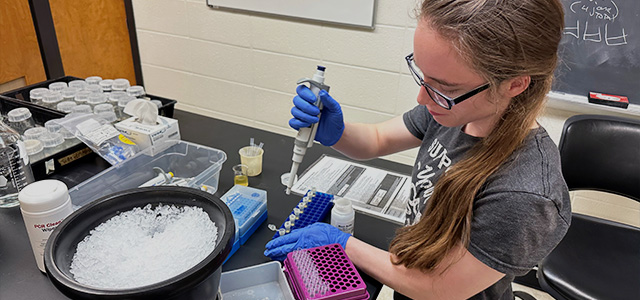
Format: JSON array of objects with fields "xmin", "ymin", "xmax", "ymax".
[{"xmin": 564, "ymin": 0, "xmax": 627, "ymax": 46}]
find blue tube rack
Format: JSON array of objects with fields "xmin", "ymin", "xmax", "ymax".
[{"xmin": 272, "ymin": 190, "xmax": 334, "ymax": 240}]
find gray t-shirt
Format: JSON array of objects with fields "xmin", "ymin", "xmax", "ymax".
[{"xmin": 401, "ymin": 105, "xmax": 571, "ymax": 300}]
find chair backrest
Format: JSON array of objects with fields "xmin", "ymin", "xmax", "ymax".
[{"xmin": 558, "ymin": 114, "xmax": 640, "ymax": 202}]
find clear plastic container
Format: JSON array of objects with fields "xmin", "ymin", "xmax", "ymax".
[
  {"xmin": 220, "ymin": 262, "xmax": 295, "ymax": 300},
  {"xmin": 151, "ymin": 100, "xmax": 163, "ymax": 109},
  {"xmin": 112, "ymin": 78, "xmax": 130, "ymax": 91},
  {"xmin": 126, "ymin": 85, "xmax": 145, "ymax": 98},
  {"xmin": 7, "ymin": 107, "xmax": 36, "ymax": 134},
  {"xmin": 94, "ymin": 103, "xmax": 114, "ymax": 114},
  {"xmin": 74, "ymin": 90, "xmax": 91, "ymax": 104},
  {"xmin": 96, "ymin": 111, "xmax": 117, "ymax": 123},
  {"xmin": 24, "ymin": 139, "xmax": 45, "ymax": 162},
  {"xmin": 61, "ymin": 87, "xmax": 79, "ymax": 101},
  {"xmin": 85, "ymin": 85, "xmax": 103, "ymax": 94},
  {"xmin": 0, "ymin": 120, "xmax": 35, "ymax": 208},
  {"xmin": 59, "ymin": 127, "xmax": 80, "ymax": 148},
  {"xmin": 44, "ymin": 119, "xmax": 62, "ymax": 133},
  {"xmin": 99, "ymin": 79, "xmax": 113, "ymax": 92},
  {"xmin": 87, "ymin": 93, "xmax": 107, "ymax": 109},
  {"xmin": 220, "ymin": 185, "xmax": 267, "ymax": 240},
  {"xmin": 71, "ymin": 104, "xmax": 92, "ymax": 114},
  {"xmin": 48, "ymin": 82, "xmax": 68, "ymax": 92},
  {"xmin": 23, "ymin": 127, "xmax": 48, "ymax": 141},
  {"xmin": 29, "ymin": 88, "xmax": 49, "ymax": 105},
  {"xmin": 117, "ymin": 95, "xmax": 136, "ymax": 120},
  {"xmin": 39, "ymin": 132, "xmax": 65, "ymax": 156},
  {"xmin": 68, "ymin": 80, "xmax": 88, "ymax": 90},
  {"xmin": 85, "ymin": 76, "xmax": 102, "ymax": 85},
  {"xmin": 42, "ymin": 92, "xmax": 64, "ymax": 110},
  {"xmin": 56, "ymin": 101, "xmax": 77, "ymax": 113},
  {"xmin": 68, "ymin": 140, "xmax": 227, "ymax": 208},
  {"xmin": 109, "ymin": 91, "xmax": 127, "ymax": 105}
]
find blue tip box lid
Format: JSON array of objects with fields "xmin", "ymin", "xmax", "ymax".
[{"xmin": 221, "ymin": 185, "xmax": 267, "ymax": 240}]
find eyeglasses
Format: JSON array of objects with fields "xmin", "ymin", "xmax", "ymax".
[{"xmin": 405, "ymin": 53, "xmax": 490, "ymax": 110}]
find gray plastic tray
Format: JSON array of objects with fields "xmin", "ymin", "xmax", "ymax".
[{"xmin": 220, "ymin": 261, "xmax": 295, "ymax": 300}]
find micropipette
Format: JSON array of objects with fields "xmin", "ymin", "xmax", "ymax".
[{"xmin": 285, "ymin": 66, "xmax": 330, "ymax": 195}]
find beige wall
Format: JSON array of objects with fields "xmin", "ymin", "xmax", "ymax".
[{"xmin": 132, "ymin": 0, "xmax": 640, "ymax": 224}]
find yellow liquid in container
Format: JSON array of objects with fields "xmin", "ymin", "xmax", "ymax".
[{"xmin": 234, "ymin": 175, "xmax": 249, "ymax": 186}]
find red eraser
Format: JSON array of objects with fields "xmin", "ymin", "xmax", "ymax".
[{"xmin": 588, "ymin": 92, "xmax": 629, "ymax": 109}]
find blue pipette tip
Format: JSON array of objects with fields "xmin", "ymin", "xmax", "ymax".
[{"xmin": 317, "ymin": 65, "xmax": 326, "ymax": 71}]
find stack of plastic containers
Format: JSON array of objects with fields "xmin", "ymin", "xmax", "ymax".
[{"xmin": 220, "ymin": 185, "xmax": 268, "ymax": 263}]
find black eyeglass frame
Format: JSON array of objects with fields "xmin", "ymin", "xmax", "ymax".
[{"xmin": 405, "ymin": 53, "xmax": 490, "ymax": 110}]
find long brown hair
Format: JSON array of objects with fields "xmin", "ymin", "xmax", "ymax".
[{"xmin": 389, "ymin": 0, "xmax": 564, "ymax": 271}]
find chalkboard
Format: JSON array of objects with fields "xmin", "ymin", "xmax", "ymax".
[{"xmin": 553, "ymin": 0, "xmax": 640, "ymax": 105}]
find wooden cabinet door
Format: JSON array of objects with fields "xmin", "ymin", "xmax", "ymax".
[
  {"xmin": 0, "ymin": 0, "xmax": 47, "ymax": 92},
  {"xmin": 49, "ymin": 0, "xmax": 136, "ymax": 84}
]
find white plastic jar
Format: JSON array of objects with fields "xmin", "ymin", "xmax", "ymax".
[
  {"xmin": 19, "ymin": 180, "xmax": 73, "ymax": 272},
  {"xmin": 331, "ymin": 197, "xmax": 355, "ymax": 235}
]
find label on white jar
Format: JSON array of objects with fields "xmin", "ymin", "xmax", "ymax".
[{"xmin": 24, "ymin": 205, "xmax": 73, "ymax": 272}]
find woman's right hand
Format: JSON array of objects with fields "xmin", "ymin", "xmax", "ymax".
[{"xmin": 289, "ymin": 85, "xmax": 345, "ymax": 146}]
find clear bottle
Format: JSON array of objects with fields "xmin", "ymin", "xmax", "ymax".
[
  {"xmin": 112, "ymin": 78, "xmax": 130, "ymax": 92},
  {"xmin": 7, "ymin": 107, "xmax": 36, "ymax": 134},
  {"xmin": 331, "ymin": 197, "xmax": 355, "ymax": 235},
  {"xmin": 0, "ymin": 120, "xmax": 35, "ymax": 208}
]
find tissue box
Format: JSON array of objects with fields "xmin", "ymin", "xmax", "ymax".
[{"xmin": 115, "ymin": 116, "xmax": 180, "ymax": 150}]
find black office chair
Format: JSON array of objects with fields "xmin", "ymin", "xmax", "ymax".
[{"xmin": 537, "ymin": 114, "xmax": 640, "ymax": 300}]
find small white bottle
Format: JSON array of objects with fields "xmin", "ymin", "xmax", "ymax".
[
  {"xmin": 18, "ymin": 180, "xmax": 74, "ymax": 272},
  {"xmin": 331, "ymin": 197, "xmax": 355, "ymax": 235}
]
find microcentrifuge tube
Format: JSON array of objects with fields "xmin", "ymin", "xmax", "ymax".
[
  {"xmin": 294, "ymin": 208, "xmax": 302, "ymax": 217},
  {"xmin": 277, "ymin": 228, "xmax": 286, "ymax": 237},
  {"xmin": 284, "ymin": 221, "xmax": 292, "ymax": 231}
]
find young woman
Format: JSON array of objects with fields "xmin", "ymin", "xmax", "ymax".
[{"xmin": 265, "ymin": 0, "xmax": 571, "ymax": 299}]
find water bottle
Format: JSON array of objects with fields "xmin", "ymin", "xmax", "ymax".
[{"xmin": 0, "ymin": 120, "xmax": 35, "ymax": 208}]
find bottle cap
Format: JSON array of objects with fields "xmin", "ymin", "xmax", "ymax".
[
  {"xmin": 19, "ymin": 180, "xmax": 70, "ymax": 213},
  {"xmin": 68, "ymin": 80, "xmax": 88, "ymax": 90},
  {"xmin": 7, "ymin": 107, "xmax": 32, "ymax": 122},
  {"xmin": 29, "ymin": 88, "xmax": 49, "ymax": 101},
  {"xmin": 126, "ymin": 85, "xmax": 145, "ymax": 97},
  {"xmin": 61, "ymin": 87, "xmax": 79, "ymax": 99},
  {"xmin": 44, "ymin": 119, "xmax": 62, "ymax": 132},
  {"xmin": 71, "ymin": 104, "xmax": 92, "ymax": 114},
  {"xmin": 333, "ymin": 197, "xmax": 353, "ymax": 213},
  {"xmin": 94, "ymin": 103, "xmax": 114, "ymax": 114},
  {"xmin": 85, "ymin": 76, "xmax": 102, "ymax": 85},
  {"xmin": 99, "ymin": 79, "xmax": 114, "ymax": 92},
  {"xmin": 23, "ymin": 127, "xmax": 48, "ymax": 140},
  {"xmin": 87, "ymin": 93, "xmax": 107, "ymax": 105},
  {"xmin": 74, "ymin": 90, "xmax": 91, "ymax": 103},
  {"xmin": 118, "ymin": 95, "xmax": 136, "ymax": 108},
  {"xmin": 56, "ymin": 101, "xmax": 77, "ymax": 113},
  {"xmin": 112, "ymin": 78, "xmax": 130, "ymax": 91},
  {"xmin": 24, "ymin": 139, "xmax": 44, "ymax": 156},
  {"xmin": 151, "ymin": 99, "xmax": 163, "ymax": 108},
  {"xmin": 48, "ymin": 82, "xmax": 68, "ymax": 92},
  {"xmin": 109, "ymin": 91, "xmax": 127, "ymax": 103},
  {"xmin": 96, "ymin": 111, "xmax": 117, "ymax": 123},
  {"xmin": 84, "ymin": 85, "xmax": 103, "ymax": 94},
  {"xmin": 39, "ymin": 132, "xmax": 64, "ymax": 148},
  {"xmin": 42, "ymin": 92, "xmax": 63, "ymax": 105}
]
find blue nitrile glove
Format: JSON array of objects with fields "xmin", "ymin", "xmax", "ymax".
[
  {"xmin": 289, "ymin": 85, "xmax": 345, "ymax": 146},
  {"xmin": 264, "ymin": 222, "xmax": 351, "ymax": 260}
]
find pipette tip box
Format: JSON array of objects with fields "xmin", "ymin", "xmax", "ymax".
[
  {"xmin": 221, "ymin": 185, "xmax": 268, "ymax": 244},
  {"xmin": 283, "ymin": 243, "xmax": 369, "ymax": 300}
]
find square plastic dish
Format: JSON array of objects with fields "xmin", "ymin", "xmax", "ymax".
[
  {"xmin": 220, "ymin": 261, "xmax": 295, "ymax": 300},
  {"xmin": 68, "ymin": 140, "xmax": 227, "ymax": 208},
  {"xmin": 221, "ymin": 185, "xmax": 268, "ymax": 244}
]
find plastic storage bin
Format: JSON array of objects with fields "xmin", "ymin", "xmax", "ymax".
[
  {"xmin": 220, "ymin": 261, "xmax": 295, "ymax": 300},
  {"xmin": 68, "ymin": 140, "xmax": 227, "ymax": 208}
]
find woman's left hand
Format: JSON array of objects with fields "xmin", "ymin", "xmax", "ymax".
[{"xmin": 264, "ymin": 222, "xmax": 351, "ymax": 260}]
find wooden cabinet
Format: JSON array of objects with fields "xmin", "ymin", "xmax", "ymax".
[{"xmin": 0, "ymin": 0, "xmax": 47, "ymax": 92}]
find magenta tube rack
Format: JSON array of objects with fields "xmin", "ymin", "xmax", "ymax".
[{"xmin": 283, "ymin": 244, "xmax": 369, "ymax": 300}]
